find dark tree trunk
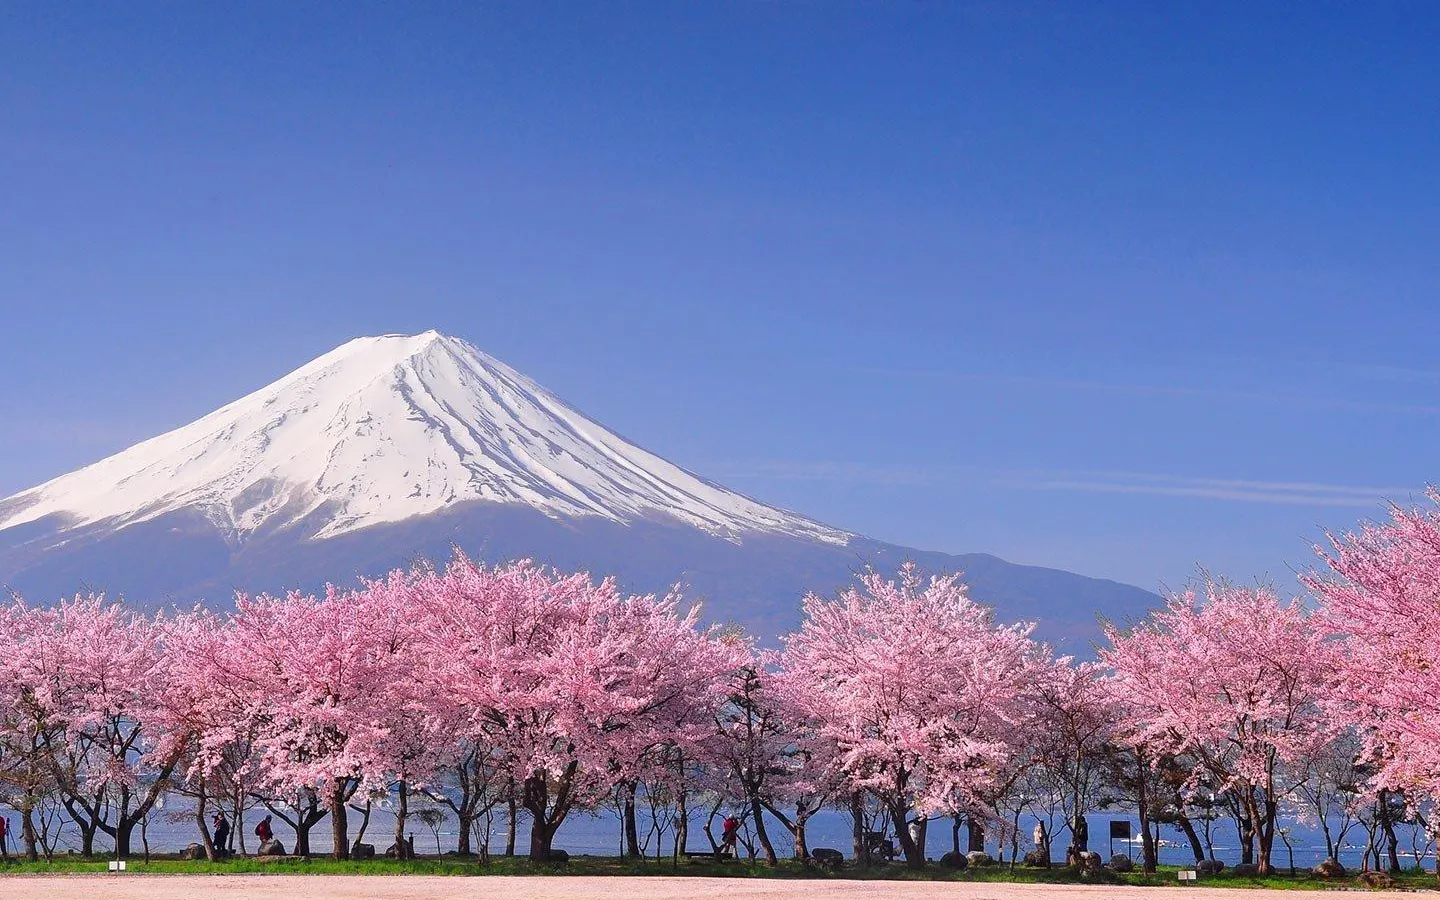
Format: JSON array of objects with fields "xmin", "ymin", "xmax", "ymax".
[
  {"xmin": 1379, "ymin": 790, "xmax": 1402, "ymax": 873},
  {"xmin": 850, "ymin": 793, "xmax": 869, "ymax": 869},
  {"xmin": 623, "ymin": 785, "xmax": 640, "ymax": 859},
  {"xmin": 393, "ymin": 781, "xmax": 410, "ymax": 859},
  {"xmin": 1177, "ymin": 814, "xmax": 1205, "ymax": 863},
  {"xmin": 456, "ymin": 810, "xmax": 474, "ymax": 856},
  {"xmin": 505, "ymin": 795, "xmax": 517, "ymax": 856},
  {"xmin": 329, "ymin": 784, "xmax": 350, "ymax": 860},
  {"xmin": 522, "ymin": 767, "xmax": 575, "ymax": 861},
  {"xmin": 195, "ymin": 794, "xmax": 218, "ymax": 862},
  {"xmin": 890, "ymin": 802, "xmax": 923, "ymax": 869},
  {"xmin": 21, "ymin": 803, "xmax": 37, "ymax": 863},
  {"xmin": 952, "ymin": 815, "xmax": 963, "ymax": 855},
  {"xmin": 349, "ymin": 800, "xmax": 372, "ymax": 849},
  {"xmin": 751, "ymin": 797, "xmax": 777, "ymax": 865},
  {"xmin": 1238, "ymin": 812, "xmax": 1255, "ymax": 866},
  {"xmin": 675, "ymin": 793, "xmax": 688, "ymax": 866},
  {"xmin": 968, "ymin": 817, "xmax": 985, "ymax": 853}
]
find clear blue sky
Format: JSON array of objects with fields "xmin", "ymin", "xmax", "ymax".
[{"xmin": 3, "ymin": 2, "xmax": 1438, "ymax": 594}]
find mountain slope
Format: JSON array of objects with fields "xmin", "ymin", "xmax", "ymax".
[
  {"xmin": 0, "ymin": 331, "xmax": 845, "ymax": 546},
  {"xmin": 0, "ymin": 332, "xmax": 1159, "ymax": 645}
]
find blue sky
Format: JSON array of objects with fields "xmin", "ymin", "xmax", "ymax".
[{"xmin": 3, "ymin": 2, "xmax": 1438, "ymax": 594}]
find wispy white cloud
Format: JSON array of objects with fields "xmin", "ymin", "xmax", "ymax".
[
  {"xmin": 1034, "ymin": 471, "xmax": 1411, "ymax": 507},
  {"xmin": 854, "ymin": 368, "xmax": 1440, "ymax": 417},
  {"xmin": 712, "ymin": 460, "xmax": 1411, "ymax": 508}
]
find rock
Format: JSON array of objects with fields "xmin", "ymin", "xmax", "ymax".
[
  {"xmin": 1078, "ymin": 850, "xmax": 1103, "ymax": 872},
  {"xmin": 939, "ymin": 850, "xmax": 969, "ymax": 870},
  {"xmin": 257, "ymin": 839, "xmax": 286, "ymax": 856},
  {"xmin": 547, "ymin": 849, "xmax": 570, "ymax": 864},
  {"xmin": 350, "ymin": 842, "xmax": 376, "ymax": 859},
  {"xmin": 1196, "ymin": 858, "xmax": 1226, "ymax": 876},
  {"xmin": 1313, "ymin": 858, "xmax": 1346, "ymax": 878},
  {"xmin": 1022, "ymin": 849, "xmax": 1050, "ymax": 867},
  {"xmin": 1232, "ymin": 863, "xmax": 1260, "ymax": 877},
  {"xmin": 1358, "ymin": 871, "xmax": 1398, "ymax": 889},
  {"xmin": 1109, "ymin": 853, "xmax": 1134, "ymax": 872},
  {"xmin": 810, "ymin": 848, "xmax": 843, "ymax": 870},
  {"xmin": 179, "ymin": 842, "xmax": 206, "ymax": 860},
  {"xmin": 967, "ymin": 850, "xmax": 994, "ymax": 867},
  {"xmin": 1079, "ymin": 864, "xmax": 1125, "ymax": 884}
]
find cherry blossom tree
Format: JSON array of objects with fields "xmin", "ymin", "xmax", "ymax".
[
  {"xmin": 414, "ymin": 555, "xmax": 743, "ymax": 861},
  {"xmin": 777, "ymin": 564, "xmax": 1041, "ymax": 869},
  {"xmin": 1100, "ymin": 580, "xmax": 1336, "ymax": 875},
  {"xmin": 0, "ymin": 599, "xmax": 64, "ymax": 860},
  {"xmin": 190, "ymin": 581, "xmax": 418, "ymax": 859},
  {"xmin": 1306, "ymin": 491, "xmax": 1440, "ymax": 804},
  {"xmin": 1029, "ymin": 658, "xmax": 1115, "ymax": 866},
  {"xmin": 14, "ymin": 595, "xmax": 187, "ymax": 858}
]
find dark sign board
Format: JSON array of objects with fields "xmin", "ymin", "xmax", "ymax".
[{"xmin": 1109, "ymin": 820, "xmax": 1132, "ymax": 839}]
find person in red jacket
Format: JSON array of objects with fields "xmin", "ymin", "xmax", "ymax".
[
  {"xmin": 720, "ymin": 815, "xmax": 740, "ymax": 859},
  {"xmin": 0, "ymin": 815, "xmax": 9, "ymax": 858},
  {"xmin": 255, "ymin": 814, "xmax": 274, "ymax": 844}
]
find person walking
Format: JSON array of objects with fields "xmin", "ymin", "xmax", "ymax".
[{"xmin": 0, "ymin": 815, "xmax": 9, "ymax": 858}]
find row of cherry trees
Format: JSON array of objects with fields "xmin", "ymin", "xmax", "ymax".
[{"xmin": 1, "ymin": 491, "xmax": 1439, "ymax": 870}]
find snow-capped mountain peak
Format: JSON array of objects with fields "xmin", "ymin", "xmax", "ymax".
[{"xmin": 0, "ymin": 332, "xmax": 849, "ymax": 546}]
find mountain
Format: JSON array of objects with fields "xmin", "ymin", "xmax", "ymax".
[{"xmin": 0, "ymin": 331, "xmax": 1159, "ymax": 645}]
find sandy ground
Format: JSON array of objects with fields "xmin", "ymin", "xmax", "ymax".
[{"xmin": 0, "ymin": 876, "xmax": 1428, "ymax": 900}]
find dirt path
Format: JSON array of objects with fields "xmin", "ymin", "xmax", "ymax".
[{"xmin": 0, "ymin": 876, "xmax": 1425, "ymax": 900}]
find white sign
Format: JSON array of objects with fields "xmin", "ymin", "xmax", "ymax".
[
  {"xmin": 1178, "ymin": 870, "xmax": 1197, "ymax": 882},
  {"xmin": 108, "ymin": 861, "xmax": 127, "ymax": 872}
]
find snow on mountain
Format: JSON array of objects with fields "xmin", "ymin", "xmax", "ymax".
[{"xmin": 0, "ymin": 331, "xmax": 850, "ymax": 546}]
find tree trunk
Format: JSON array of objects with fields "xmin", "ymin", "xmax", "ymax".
[
  {"xmin": 890, "ymin": 802, "xmax": 923, "ymax": 869},
  {"xmin": 952, "ymin": 815, "xmax": 962, "ymax": 855},
  {"xmin": 527, "ymin": 809, "xmax": 558, "ymax": 860},
  {"xmin": 21, "ymin": 803, "xmax": 37, "ymax": 863},
  {"xmin": 968, "ymin": 817, "xmax": 985, "ymax": 853},
  {"xmin": 393, "ymin": 781, "xmax": 410, "ymax": 859},
  {"xmin": 750, "ymin": 797, "xmax": 777, "ymax": 866},
  {"xmin": 505, "ymin": 796, "xmax": 517, "ymax": 856},
  {"xmin": 329, "ymin": 784, "xmax": 350, "ymax": 860},
  {"xmin": 850, "ymin": 793, "xmax": 869, "ymax": 869},
  {"xmin": 1177, "ymin": 814, "xmax": 1205, "ymax": 863},
  {"xmin": 456, "ymin": 810, "xmax": 474, "ymax": 856},
  {"xmin": 195, "ymin": 795, "xmax": 218, "ymax": 862},
  {"xmin": 522, "ymin": 768, "xmax": 574, "ymax": 861},
  {"xmin": 1247, "ymin": 793, "xmax": 1274, "ymax": 875},
  {"xmin": 1238, "ymin": 817, "xmax": 1255, "ymax": 865},
  {"xmin": 675, "ymin": 793, "xmax": 688, "ymax": 866},
  {"xmin": 794, "ymin": 819, "xmax": 808, "ymax": 861},
  {"xmin": 113, "ymin": 820, "xmax": 134, "ymax": 858},
  {"xmin": 623, "ymin": 785, "xmax": 640, "ymax": 859},
  {"xmin": 234, "ymin": 801, "xmax": 246, "ymax": 856}
]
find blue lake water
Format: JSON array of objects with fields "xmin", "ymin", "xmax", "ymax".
[{"xmin": 14, "ymin": 799, "xmax": 1430, "ymax": 872}]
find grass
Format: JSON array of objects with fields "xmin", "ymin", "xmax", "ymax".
[{"xmin": 0, "ymin": 853, "xmax": 1433, "ymax": 889}]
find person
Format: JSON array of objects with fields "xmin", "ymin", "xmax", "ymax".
[
  {"xmin": 720, "ymin": 815, "xmax": 739, "ymax": 859},
  {"xmin": 907, "ymin": 818, "xmax": 923, "ymax": 852},
  {"xmin": 255, "ymin": 814, "xmax": 273, "ymax": 844},
  {"xmin": 0, "ymin": 815, "xmax": 8, "ymax": 858},
  {"xmin": 212, "ymin": 813, "xmax": 231, "ymax": 858},
  {"xmin": 1033, "ymin": 820, "xmax": 1048, "ymax": 855}
]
